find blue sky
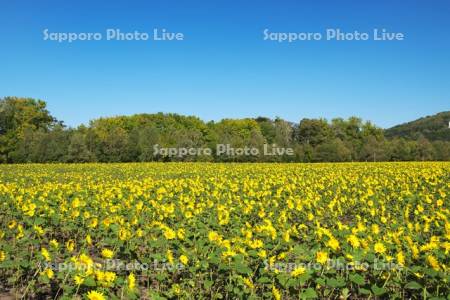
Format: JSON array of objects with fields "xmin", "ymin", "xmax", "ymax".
[{"xmin": 0, "ymin": 0, "xmax": 449, "ymax": 128}]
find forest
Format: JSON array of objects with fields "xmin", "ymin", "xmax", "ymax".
[{"xmin": 1, "ymin": 96, "xmax": 449, "ymax": 163}]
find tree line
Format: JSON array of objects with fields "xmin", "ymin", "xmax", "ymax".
[{"xmin": 1, "ymin": 97, "xmax": 449, "ymax": 163}]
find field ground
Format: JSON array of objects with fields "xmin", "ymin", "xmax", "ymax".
[{"xmin": 0, "ymin": 162, "xmax": 449, "ymax": 299}]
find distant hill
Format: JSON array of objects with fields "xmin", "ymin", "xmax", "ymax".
[{"xmin": 385, "ymin": 111, "xmax": 450, "ymax": 141}]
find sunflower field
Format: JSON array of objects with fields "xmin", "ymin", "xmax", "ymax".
[{"xmin": 0, "ymin": 162, "xmax": 449, "ymax": 299}]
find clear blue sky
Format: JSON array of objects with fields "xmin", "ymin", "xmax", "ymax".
[{"xmin": 1, "ymin": 0, "xmax": 449, "ymax": 128}]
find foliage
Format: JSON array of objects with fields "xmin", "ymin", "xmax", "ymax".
[
  {"xmin": 1, "ymin": 97, "xmax": 449, "ymax": 163},
  {"xmin": 385, "ymin": 111, "xmax": 450, "ymax": 141}
]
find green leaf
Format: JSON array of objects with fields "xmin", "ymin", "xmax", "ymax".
[
  {"xmin": 277, "ymin": 274, "xmax": 289, "ymax": 288},
  {"xmin": 34, "ymin": 217, "xmax": 45, "ymax": 225},
  {"xmin": 404, "ymin": 281, "xmax": 422, "ymax": 289},
  {"xmin": 423, "ymin": 268, "xmax": 438, "ymax": 277},
  {"xmin": 300, "ymin": 288, "xmax": 318, "ymax": 299},
  {"xmin": 257, "ymin": 276, "xmax": 271, "ymax": 284},
  {"xmin": 286, "ymin": 278, "xmax": 297, "ymax": 288},
  {"xmin": 359, "ymin": 288, "xmax": 371, "ymax": 295},
  {"xmin": 38, "ymin": 275, "xmax": 49, "ymax": 284},
  {"xmin": 233, "ymin": 287, "xmax": 243, "ymax": 295},
  {"xmin": 218, "ymin": 263, "xmax": 230, "ymax": 271},
  {"xmin": 233, "ymin": 262, "xmax": 251, "ymax": 275},
  {"xmin": 83, "ymin": 276, "xmax": 96, "ymax": 287},
  {"xmin": 208, "ymin": 254, "xmax": 221, "ymax": 265},
  {"xmin": 327, "ymin": 277, "xmax": 345, "ymax": 288},
  {"xmin": 156, "ymin": 273, "xmax": 167, "ymax": 281},
  {"xmin": 204, "ymin": 280, "xmax": 214, "ymax": 289},
  {"xmin": 315, "ymin": 277, "xmax": 326, "ymax": 286},
  {"xmin": 371, "ymin": 284, "xmax": 387, "ymax": 296},
  {"xmin": 349, "ymin": 273, "xmax": 365, "ymax": 285},
  {"xmin": 341, "ymin": 288, "xmax": 350, "ymax": 299}
]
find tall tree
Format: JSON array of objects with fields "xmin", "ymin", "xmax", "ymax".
[
  {"xmin": 0, "ymin": 97, "xmax": 59, "ymax": 162},
  {"xmin": 296, "ymin": 118, "xmax": 332, "ymax": 147}
]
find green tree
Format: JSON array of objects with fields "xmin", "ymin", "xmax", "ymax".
[
  {"xmin": 359, "ymin": 136, "xmax": 389, "ymax": 162},
  {"xmin": 432, "ymin": 141, "xmax": 450, "ymax": 161},
  {"xmin": 314, "ymin": 138, "xmax": 351, "ymax": 162},
  {"xmin": 137, "ymin": 127, "xmax": 160, "ymax": 161},
  {"xmin": 296, "ymin": 118, "xmax": 332, "ymax": 147},
  {"xmin": 416, "ymin": 136, "xmax": 434, "ymax": 161},
  {"xmin": 67, "ymin": 132, "xmax": 95, "ymax": 162},
  {"xmin": 0, "ymin": 97, "xmax": 58, "ymax": 162}
]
